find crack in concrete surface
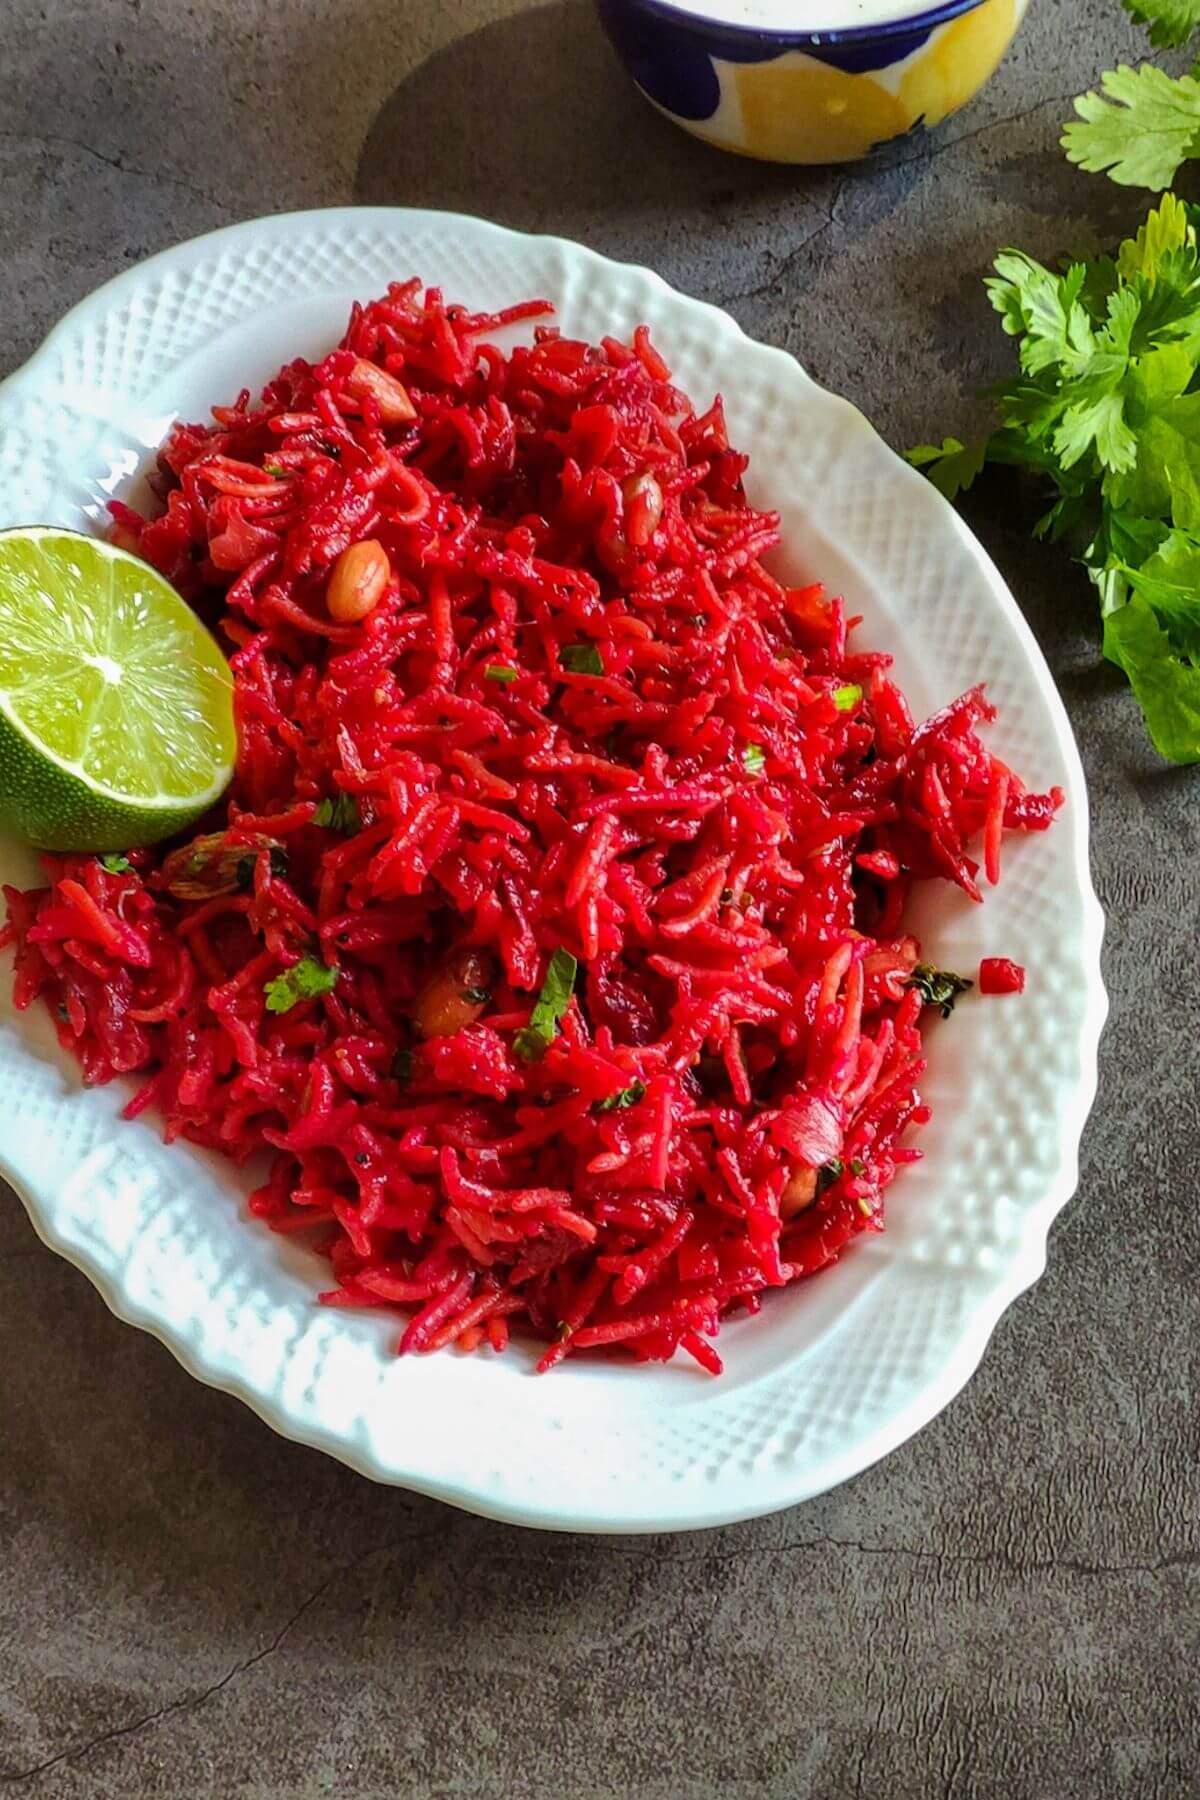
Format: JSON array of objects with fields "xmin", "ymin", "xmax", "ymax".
[
  {"xmin": 2, "ymin": 1530, "xmax": 1193, "ymax": 1783},
  {"xmin": 712, "ymin": 91, "xmax": 1083, "ymax": 312},
  {"xmin": 0, "ymin": 130, "xmax": 230, "ymax": 213},
  {"xmin": 0, "ymin": 1569, "xmax": 341, "ymax": 1785},
  {"xmin": 885, "ymin": 89, "xmax": 1083, "ymax": 174}
]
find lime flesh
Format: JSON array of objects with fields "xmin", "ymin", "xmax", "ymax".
[{"xmin": 0, "ymin": 526, "xmax": 236, "ymax": 851}]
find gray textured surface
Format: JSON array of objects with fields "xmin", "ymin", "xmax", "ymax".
[{"xmin": 1, "ymin": 1, "xmax": 1197, "ymax": 1794}]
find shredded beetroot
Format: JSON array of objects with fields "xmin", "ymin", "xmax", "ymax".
[
  {"xmin": 978, "ymin": 956, "xmax": 1026, "ymax": 995},
  {"xmin": 2, "ymin": 282, "xmax": 1062, "ymax": 1373}
]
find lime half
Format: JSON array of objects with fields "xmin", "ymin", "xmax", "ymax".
[{"xmin": 0, "ymin": 526, "xmax": 236, "ymax": 851}]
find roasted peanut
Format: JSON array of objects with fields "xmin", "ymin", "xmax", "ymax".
[
  {"xmin": 327, "ymin": 539, "xmax": 391, "ymax": 623},
  {"xmin": 622, "ymin": 471, "xmax": 664, "ymax": 547},
  {"xmin": 412, "ymin": 947, "xmax": 495, "ymax": 1038},
  {"xmin": 344, "ymin": 357, "xmax": 417, "ymax": 425},
  {"xmin": 779, "ymin": 1166, "xmax": 818, "ymax": 1220}
]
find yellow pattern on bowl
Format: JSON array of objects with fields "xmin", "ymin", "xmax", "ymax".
[
  {"xmin": 731, "ymin": 59, "xmax": 911, "ymax": 165},
  {"xmin": 899, "ymin": 0, "xmax": 1018, "ymax": 128}
]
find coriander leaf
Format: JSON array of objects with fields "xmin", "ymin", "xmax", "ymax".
[
  {"xmin": 906, "ymin": 963, "xmax": 974, "ymax": 1019},
  {"xmin": 994, "ymin": 380, "xmax": 1073, "ymax": 442},
  {"xmin": 1120, "ymin": 0, "xmax": 1200, "ymax": 49},
  {"xmin": 743, "ymin": 742, "xmax": 765, "ymax": 775},
  {"xmin": 264, "ymin": 955, "xmax": 338, "ymax": 1014},
  {"xmin": 982, "ymin": 252, "xmax": 1139, "ymax": 473},
  {"xmin": 1078, "ymin": 253, "xmax": 1122, "ymax": 318},
  {"xmin": 833, "ymin": 683, "xmax": 862, "ymax": 712},
  {"xmin": 391, "ymin": 1048, "xmax": 414, "ymax": 1083},
  {"xmin": 1128, "ymin": 340, "xmax": 1194, "ymax": 411},
  {"xmin": 1056, "ymin": 388, "xmax": 1138, "ymax": 473},
  {"xmin": 1117, "ymin": 190, "xmax": 1193, "ymax": 280},
  {"xmin": 1035, "ymin": 488, "xmax": 1094, "ymax": 543},
  {"xmin": 1121, "ymin": 527, "xmax": 1200, "ymax": 657},
  {"xmin": 1107, "ymin": 396, "xmax": 1200, "ymax": 527},
  {"xmin": 513, "ymin": 947, "xmax": 577, "ymax": 1061},
  {"xmin": 1088, "ymin": 506, "xmax": 1168, "ymax": 580},
  {"xmin": 595, "ymin": 1078, "xmax": 647, "ymax": 1113},
  {"xmin": 1103, "ymin": 592, "xmax": 1200, "ymax": 759},
  {"xmin": 905, "ymin": 436, "xmax": 988, "ymax": 500},
  {"xmin": 986, "ymin": 254, "xmax": 1091, "ymax": 374},
  {"xmin": 98, "ymin": 853, "xmax": 132, "ymax": 873},
  {"xmin": 559, "ymin": 643, "xmax": 604, "ymax": 674},
  {"xmin": 484, "ymin": 663, "xmax": 518, "ymax": 684},
  {"xmin": 313, "ymin": 793, "xmax": 360, "ymax": 833},
  {"xmin": 263, "ymin": 461, "xmax": 289, "ymax": 477},
  {"xmin": 237, "ymin": 845, "xmax": 290, "ymax": 889},
  {"xmin": 1063, "ymin": 64, "xmax": 1200, "ymax": 192}
]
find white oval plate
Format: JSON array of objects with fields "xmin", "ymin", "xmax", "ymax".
[{"xmin": 0, "ymin": 209, "xmax": 1106, "ymax": 1532}]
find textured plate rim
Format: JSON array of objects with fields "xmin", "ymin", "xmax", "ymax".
[{"xmin": 0, "ymin": 207, "xmax": 1108, "ymax": 1532}]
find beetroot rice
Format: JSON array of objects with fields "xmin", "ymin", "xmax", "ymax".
[{"xmin": 0, "ymin": 282, "xmax": 1061, "ymax": 1373}]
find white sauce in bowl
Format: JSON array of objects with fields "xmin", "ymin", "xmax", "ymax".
[{"xmin": 652, "ymin": 0, "xmax": 969, "ymax": 33}]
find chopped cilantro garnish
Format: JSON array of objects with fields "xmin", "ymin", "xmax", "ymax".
[
  {"xmin": 263, "ymin": 462, "xmax": 289, "ymax": 477},
  {"xmin": 391, "ymin": 1048, "xmax": 414, "ymax": 1083},
  {"xmin": 595, "ymin": 1079, "xmax": 647, "ymax": 1113},
  {"xmin": 236, "ymin": 845, "xmax": 289, "ymax": 890},
  {"xmin": 313, "ymin": 793, "xmax": 360, "ymax": 833},
  {"xmin": 743, "ymin": 742, "xmax": 765, "ymax": 775},
  {"xmin": 833, "ymin": 683, "xmax": 862, "ymax": 712},
  {"xmin": 559, "ymin": 643, "xmax": 604, "ymax": 675},
  {"xmin": 818, "ymin": 1154, "xmax": 867, "ymax": 1195},
  {"xmin": 513, "ymin": 948, "xmax": 578, "ymax": 1061},
  {"xmin": 264, "ymin": 955, "xmax": 338, "ymax": 1014},
  {"xmin": 816, "ymin": 1157, "xmax": 844, "ymax": 1196},
  {"xmin": 98, "ymin": 853, "xmax": 132, "ymax": 874},
  {"xmin": 907, "ymin": 963, "xmax": 974, "ymax": 1019},
  {"xmin": 484, "ymin": 664, "xmax": 519, "ymax": 684}
]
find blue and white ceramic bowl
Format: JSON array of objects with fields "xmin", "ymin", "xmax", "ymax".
[{"xmin": 594, "ymin": 0, "xmax": 1029, "ymax": 164}]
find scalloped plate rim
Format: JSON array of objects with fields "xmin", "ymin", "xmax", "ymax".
[{"xmin": 0, "ymin": 207, "xmax": 1107, "ymax": 1532}]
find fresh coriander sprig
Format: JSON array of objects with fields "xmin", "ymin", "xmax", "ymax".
[
  {"xmin": 1120, "ymin": 0, "xmax": 1200, "ymax": 49},
  {"xmin": 907, "ymin": 194, "xmax": 1200, "ymax": 761}
]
